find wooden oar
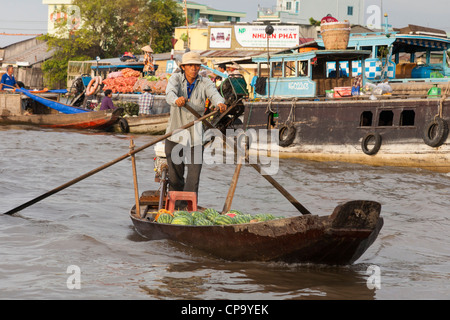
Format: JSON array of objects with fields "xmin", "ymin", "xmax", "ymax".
[
  {"xmin": 184, "ymin": 103, "xmax": 311, "ymax": 215},
  {"xmin": 221, "ymin": 156, "xmax": 243, "ymax": 214},
  {"xmin": 129, "ymin": 140, "xmax": 141, "ymax": 218},
  {"xmin": 3, "ymin": 111, "xmax": 218, "ymax": 216}
]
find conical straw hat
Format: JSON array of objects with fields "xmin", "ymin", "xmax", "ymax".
[{"xmin": 141, "ymin": 45, "xmax": 153, "ymax": 53}]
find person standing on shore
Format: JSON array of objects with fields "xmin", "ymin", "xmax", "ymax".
[
  {"xmin": 0, "ymin": 65, "xmax": 19, "ymax": 90},
  {"xmin": 164, "ymin": 51, "xmax": 227, "ymax": 200}
]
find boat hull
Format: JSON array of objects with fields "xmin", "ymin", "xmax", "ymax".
[
  {"xmin": 243, "ymin": 97, "xmax": 450, "ymax": 172},
  {"xmin": 129, "ymin": 199, "xmax": 383, "ymax": 265},
  {"xmin": 112, "ymin": 113, "xmax": 169, "ymax": 134},
  {"xmin": 0, "ymin": 108, "xmax": 121, "ymax": 130}
]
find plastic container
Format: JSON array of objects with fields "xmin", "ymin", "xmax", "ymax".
[
  {"xmin": 427, "ymin": 84, "xmax": 441, "ymax": 99},
  {"xmin": 333, "ymin": 87, "xmax": 352, "ymax": 98}
]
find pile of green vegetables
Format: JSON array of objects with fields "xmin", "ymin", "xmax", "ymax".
[{"xmin": 156, "ymin": 208, "xmax": 285, "ymax": 226}]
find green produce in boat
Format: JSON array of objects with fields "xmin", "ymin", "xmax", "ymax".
[
  {"xmin": 233, "ymin": 215, "xmax": 252, "ymax": 224},
  {"xmin": 194, "ymin": 218, "xmax": 214, "ymax": 226},
  {"xmin": 214, "ymin": 215, "xmax": 234, "ymax": 225},
  {"xmin": 191, "ymin": 211, "xmax": 206, "ymax": 220},
  {"xmin": 171, "ymin": 215, "xmax": 192, "ymax": 225},
  {"xmin": 173, "ymin": 210, "xmax": 190, "ymax": 217},
  {"xmin": 204, "ymin": 208, "xmax": 219, "ymax": 221},
  {"xmin": 156, "ymin": 213, "xmax": 173, "ymax": 224},
  {"xmin": 253, "ymin": 213, "xmax": 276, "ymax": 221}
]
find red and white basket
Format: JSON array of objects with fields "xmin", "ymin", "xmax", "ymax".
[{"xmin": 320, "ymin": 21, "xmax": 351, "ymax": 50}]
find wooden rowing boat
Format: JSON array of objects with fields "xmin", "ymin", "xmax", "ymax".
[
  {"xmin": 112, "ymin": 112, "xmax": 169, "ymax": 134},
  {"xmin": 129, "ymin": 191, "xmax": 383, "ymax": 265},
  {"xmin": 0, "ymin": 91, "xmax": 123, "ymax": 130},
  {"xmin": 0, "ymin": 107, "xmax": 123, "ymax": 130}
]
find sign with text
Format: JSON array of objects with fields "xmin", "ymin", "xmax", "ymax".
[
  {"xmin": 234, "ymin": 25, "xmax": 300, "ymax": 48},
  {"xmin": 210, "ymin": 28, "xmax": 232, "ymax": 48}
]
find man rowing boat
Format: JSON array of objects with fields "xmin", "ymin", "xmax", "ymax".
[{"xmin": 164, "ymin": 51, "xmax": 227, "ymax": 203}]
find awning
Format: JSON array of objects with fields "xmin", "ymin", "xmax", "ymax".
[{"xmin": 395, "ymin": 37, "xmax": 450, "ymax": 50}]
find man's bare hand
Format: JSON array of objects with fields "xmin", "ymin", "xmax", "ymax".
[
  {"xmin": 175, "ymin": 96, "xmax": 187, "ymax": 107},
  {"xmin": 217, "ymin": 103, "xmax": 227, "ymax": 113}
]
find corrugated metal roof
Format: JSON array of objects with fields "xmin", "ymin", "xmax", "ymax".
[
  {"xmin": 0, "ymin": 34, "xmax": 40, "ymax": 49},
  {"xmin": 199, "ymin": 50, "xmax": 267, "ymax": 58},
  {"xmin": 2, "ymin": 41, "xmax": 54, "ymax": 66}
]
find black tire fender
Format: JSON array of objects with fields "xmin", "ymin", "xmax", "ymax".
[
  {"xmin": 279, "ymin": 125, "xmax": 296, "ymax": 147},
  {"xmin": 118, "ymin": 118, "xmax": 129, "ymax": 133},
  {"xmin": 361, "ymin": 132, "xmax": 382, "ymax": 155},
  {"xmin": 423, "ymin": 117, "xmax": 448, "ymax": 148}
]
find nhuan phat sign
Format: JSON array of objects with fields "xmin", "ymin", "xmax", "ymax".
[{"xmin": 234, "ymin": 25, "xmax": 300, "ymax": 48}]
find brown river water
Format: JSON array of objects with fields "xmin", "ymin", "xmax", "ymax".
[{"xmin": 0, "ymin": 125, "xmax": 449, "ymax": 301}]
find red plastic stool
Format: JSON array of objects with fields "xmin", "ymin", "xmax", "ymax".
[{"xmin": 165, "ymin": 191, "xmax": 197, "ymax": 212}]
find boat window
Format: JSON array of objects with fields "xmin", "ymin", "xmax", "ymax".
[
  {"xmin": 378, "ymin": 110, "xmax": 393, "ymax": 126},
  {"xmin": 272, "ymin": 62, "xmax": 283, "ymax": 78},
  {"xmin": 284, "ymin": 60, "xmax": 297, "ymax": 77},
  {"xmin": 360, "ymin": 111, "xmax": 373, "ymax": 127},
  {"xmin": 327, "ymin": 62, "xmax": 337, "ymax": 78},
  {"xmin": 400, "ymin": 110, "xmax": 415, "ymax": 126},
  {"xmin": 360, "ymin": 46, "xmax": 372, "ymax": 57},
  {"xmin": 327, "ymin": 61, "xmax": 349, "ymax": 78},
  {"xmin": 298, "ymin": 61, "xmax": 308, "ymax": 76}
]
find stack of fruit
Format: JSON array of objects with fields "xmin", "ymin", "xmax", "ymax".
[{"xmin": 155, "ymin": 208, "xmax": 284, "ymax": 226}]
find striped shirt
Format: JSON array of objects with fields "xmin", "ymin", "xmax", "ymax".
[{"xmin": 139, "ymin": 92, "xmax": 154, "ymax": 114}]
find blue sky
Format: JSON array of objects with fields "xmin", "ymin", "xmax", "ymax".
[{"xmin": 1, "ymin": 0, "xmax": 449, "ymax": 34}]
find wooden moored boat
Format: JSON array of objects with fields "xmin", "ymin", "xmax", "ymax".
[
  {"xmin": 1, "ymin": 107, "xmax": 123, "ymax": 130},
  {"xmin": 243, "ymin": 47, "xmax": 450, "ymax": 172},
  {"xmin": 0, "ymin": 90, "xmax": 122, "ymax": 130},
  {"xmin": 112, "ymin": 113, "xmax": 169, "ymax": 134},
  {"xmin": 129, "ymin": 193, "xmax": 383, "ymax": 265}
]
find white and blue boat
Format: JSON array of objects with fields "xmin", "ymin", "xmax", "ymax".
[{"xmin": 241, "ymin": 27, "xmax": 450, "ymax": 173}]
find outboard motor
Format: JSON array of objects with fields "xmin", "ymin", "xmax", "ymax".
[{"xmin": 211, "ymin": 74, "xmax": 248, "ymax": 133}]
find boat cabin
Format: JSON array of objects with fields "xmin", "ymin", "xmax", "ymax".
[
  {"xmin": 252, "ymin": 49, "xmax": 371, "ymax": 98},
  {"xmin": 316, "ymin": 26, "xmax": 450, "ymax": 83}
]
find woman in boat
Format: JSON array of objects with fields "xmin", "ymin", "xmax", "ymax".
[
  {"xmin": 100, "ymin": 89, "xmax": 116, "ymax": 110},
  {"xmin": 142, "ymin": 45, "xmax": 155, "ymax": 76},
  {"xmin": 164, "ymin": 51, "xmax": 227, "ymax": 204}
]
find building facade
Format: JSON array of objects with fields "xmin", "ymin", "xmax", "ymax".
[
  {"xmin": 257, "ymin": 0, "xmax": 364, "ymax": 25},
  {"xmin": 0, "ymin": 34, "xmax": 54, "ymax": 88},
  {"xmin": 177, "ymin": 1, "xmax": 246, "ymax": 24}
]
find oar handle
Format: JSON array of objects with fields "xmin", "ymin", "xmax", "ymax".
[{"xmin": 3, "ymin": 110, "xmax": 218, "ymax": 215}]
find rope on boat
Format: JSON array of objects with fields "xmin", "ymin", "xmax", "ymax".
[{"xmin": 438, "ymin": 81, "xmax": 450, "ymax": 119}]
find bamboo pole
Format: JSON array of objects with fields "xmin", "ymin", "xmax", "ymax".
[{"xmin": 130, "ymin": 140, "xmax": 141, "ymax": 218}]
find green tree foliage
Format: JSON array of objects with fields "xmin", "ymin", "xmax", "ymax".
[
  {"xmin": 41, "ymin": 0, "xmax": 183, "ymax": 88},
  {"xmin": 309, "ymin": 17, "xmax": 321, "ymax": 27}
]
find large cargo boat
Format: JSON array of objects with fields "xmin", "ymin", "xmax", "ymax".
[{"xmin": 242, "ymin": 47, "xmax": 449, "ymax": 172}]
